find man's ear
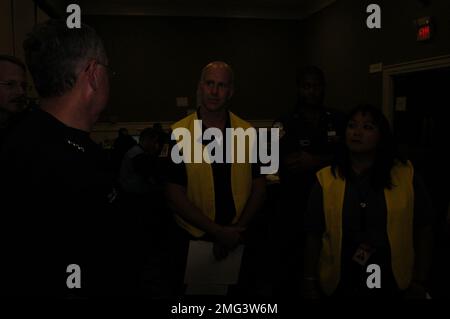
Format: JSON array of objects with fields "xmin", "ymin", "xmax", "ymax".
[{"xmin": 84, "ymin": 60, "xmax": 99, "ymax": 91}]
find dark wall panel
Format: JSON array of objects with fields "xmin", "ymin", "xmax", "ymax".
[
  {"xmin": 297, "ymin": 0, "xmax": 450, "ymax": 111},
  {"xmin": 86, "ymin": 16, "xmax": 300, "ymax": 122}
]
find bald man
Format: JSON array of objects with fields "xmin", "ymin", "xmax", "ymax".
[
  {"xmin": 165, "ymin": 61, "xmax": 266, "ymax": 295},
  {"xmin": 0, "ymin": 55, "xmax": 28, "ymax": 145}
]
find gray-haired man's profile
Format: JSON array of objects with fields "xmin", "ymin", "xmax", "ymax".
[{"xmin": 0, "ymin": 19, "xmax": 137, "ymax": 296}]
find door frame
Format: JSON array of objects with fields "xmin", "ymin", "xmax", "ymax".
[{"xmin": 382, "ymin": 54, "xmax": 450, "ymax": 126}]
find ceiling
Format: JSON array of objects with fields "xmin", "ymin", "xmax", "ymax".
[{"xmin": 38, "ymin": 0, "xmax": 337, "ymax": 20}]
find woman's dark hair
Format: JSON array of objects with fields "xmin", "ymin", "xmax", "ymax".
[{"xmin": 332, "ymin": 104, "xmax": 405, "ymax": 189}]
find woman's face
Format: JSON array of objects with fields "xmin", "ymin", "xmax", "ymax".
[{"xmin": 346, "ymin": 112, "xmax": 381, "ymax": 154}]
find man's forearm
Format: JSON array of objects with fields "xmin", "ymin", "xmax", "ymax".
[{"xmin": 165, "ymin": 182, "xmax": 220, "ymax": 236}]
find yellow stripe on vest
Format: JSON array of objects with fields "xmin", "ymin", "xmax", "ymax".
[{"xmin": 171, "ymin": 111, "xmax": 253, "ymax": 237}]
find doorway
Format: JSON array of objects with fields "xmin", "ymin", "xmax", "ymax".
[
  {"xmin": 392, "ymin": 66, "xmax": 450, "ymax": 169},
  {"xmin": 383, "ymin": 56, "xmax": 450, "ymax": 298}
]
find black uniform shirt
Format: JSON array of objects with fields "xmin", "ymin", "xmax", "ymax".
[
  {"xmin": 275, "ymin": 107, "xmax": 346, "ymax": 209},
  {"xmin": 0, "ymin": 108, "xmax": 123, "ymax": 296},
  {"xmin": 277, "ymin": 107, "xmax": 346, "ymax": 159}
]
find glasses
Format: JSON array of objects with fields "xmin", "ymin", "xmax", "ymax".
[{"xmin": 0, "ymin": 80, "xmax": 31, "ymax": 92}]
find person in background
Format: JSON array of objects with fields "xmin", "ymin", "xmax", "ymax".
[
  {"xmin": 0, "ymin": 55, "xmax": 29, "ymax": 146},
  {"xmin": 273, "ymin": 66, "xmax": 345, "ymax": 296},
  {"xmin": 112, "ymin": 127, "xmax": 137, "ymax": 173},
  {"xmin": 119, "ymin": 127, "xmax": 164, "ymax": 194},
  {"xmin": 118, "ymin": 127, "xmax": 170, "ymax": 297}
]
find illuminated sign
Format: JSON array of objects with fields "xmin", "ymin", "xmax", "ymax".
[{"xmin": 415, "ymin": 16, "xmax": 432, "ymax": 42}]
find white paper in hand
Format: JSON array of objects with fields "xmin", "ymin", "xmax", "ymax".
[{"xmin": 184, "ymin": 240, "xmax": 244, "ymax": 286}]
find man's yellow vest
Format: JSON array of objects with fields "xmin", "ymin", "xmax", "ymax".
[
  {"xmin": 170, "ymin": 111, "xmax": 254, "ymax": 237},
  {"xmin": 316, "ymin": 161, "xmax": 415, "ymax": 295}
]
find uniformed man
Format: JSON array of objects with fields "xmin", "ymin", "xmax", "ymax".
[
  {"xmin": 0, "ymin": 19, "xmax": 136, "ymax": 296},
  {"xmin": 273, "ymin": 66, "xmax": 345, "ymax": 296}
]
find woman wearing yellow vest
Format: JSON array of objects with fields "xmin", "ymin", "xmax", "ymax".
[{"xmin": 303, "ymin": 105, "xmax": 433, "ymax": 298}]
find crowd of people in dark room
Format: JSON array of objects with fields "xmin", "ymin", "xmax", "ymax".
[{"xmin": 0, "ymin": 19, "xmax": 448, "ymax": 299}]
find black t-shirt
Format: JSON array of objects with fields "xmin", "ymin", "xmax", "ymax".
[
  {"xmin": 0, "ymin": 108, "xmax": 132, "ymax": 296},
  {"xmin": 165, "ymin": 112, "xmax": 261, "ymax": 227}
]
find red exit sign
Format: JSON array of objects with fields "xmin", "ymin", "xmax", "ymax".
[
  {"xmin": 417, "ymin": 25, "xmax": 431, "ymax": 41},
  {"xmin": 415, "ymin": 16, "xmax": 432, "ymax": 42}
]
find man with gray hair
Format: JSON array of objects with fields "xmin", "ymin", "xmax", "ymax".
[{"xmin": 0, "ymin": 19, "xmax": 136, "ymax": 296}]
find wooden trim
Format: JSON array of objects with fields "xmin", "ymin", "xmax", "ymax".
[{"xmin": 382, "ymin": 55, "xmax": 450, "ymax": 126}]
